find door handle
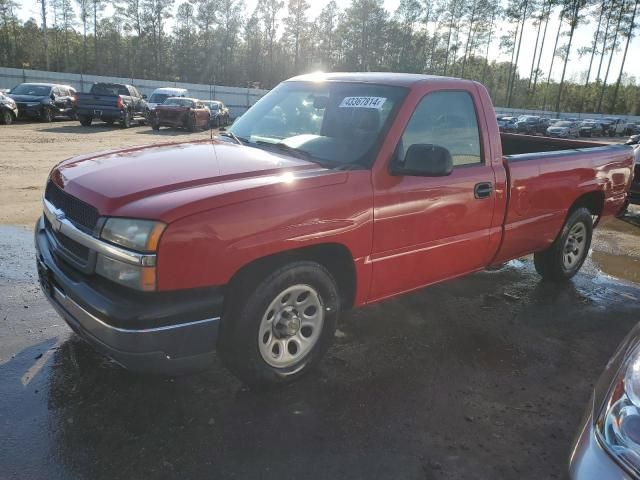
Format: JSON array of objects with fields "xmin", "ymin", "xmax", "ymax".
[{"xmin": 474, "ymin": 182, "xmax": 493, "ymax": 199}]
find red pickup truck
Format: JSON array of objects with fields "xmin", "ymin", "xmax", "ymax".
[{"xmin": 35, "ymin": 73, "xmax": 635, "ymax": 385}]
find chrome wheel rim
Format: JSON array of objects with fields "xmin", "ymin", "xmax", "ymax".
[
  {"xmin": 563, "ymin": 222, "xmax": 587, "ymax": 270},
  {"xmin": 258, "ymin": 284, "xmax": 324, "ymax": 368}
]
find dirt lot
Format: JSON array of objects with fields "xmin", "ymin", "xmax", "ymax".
[
  {"xmin": 0, "ymin": 120, "xmax": 639, "ymax": 479},
  {"xmin": 0, "ymin": 120, "xmax": 212, "ymax": 225}
]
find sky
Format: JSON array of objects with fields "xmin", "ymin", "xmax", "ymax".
[{"xmin": 13, "ymin": 0, "xmax": 640, "ymax": 84}]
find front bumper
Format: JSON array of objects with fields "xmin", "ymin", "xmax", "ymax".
[
  {"xmin": 34, "ymin": 216, "xmax": 223, "ymax": 374},
  {"xmin": 569, "ymin": 397, "xmax": 632, "ymax": 479},
  {"xmin": 16, "ymin": 103, "xmax": 43, "ymax": 117}
]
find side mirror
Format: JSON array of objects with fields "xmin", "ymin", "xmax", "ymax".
[
  {"xmin": 142, "ymin": 94, "xmax": 147, "ymax": 99},
  {"xmin": 390, "ymin": 144, "xmax": 453, "ymax": 177}
]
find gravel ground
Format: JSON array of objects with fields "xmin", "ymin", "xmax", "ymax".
[
  {"xmin": 0, "ymin": 119, "xmax": 213, "ymax": 225},
  {"xmin": 0, "ymin": 120, "xmax": 639, "ymax": 480}
]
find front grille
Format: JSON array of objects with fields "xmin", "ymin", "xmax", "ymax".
[
  {"xmin": 44, "ymin": 216, "xmax": 90, "ymax": 261},
  {"xmin": 44, "ymin": 181, "xmax": 99, "ymax": 232}
]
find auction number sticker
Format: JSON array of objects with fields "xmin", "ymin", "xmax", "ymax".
[{"xmin": 339, "ymin": 96, "xmax": 387, "ymax": 109}]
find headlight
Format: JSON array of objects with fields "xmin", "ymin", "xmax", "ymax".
[
  {"xmin": 101, "ymin": 218, "xmax": 165, "ymax": 252},
  {"xmin": 596, "ymin": 343, "xmax": 640, "ymax": 476},
  {"xmin": 96, "ymin": 254, "xmax": 157, "ymax": 291}
]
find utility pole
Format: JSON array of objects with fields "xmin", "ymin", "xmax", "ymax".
[{"xmin": 39, "ymin": 0, "xmax": 50, "ymax": 70}]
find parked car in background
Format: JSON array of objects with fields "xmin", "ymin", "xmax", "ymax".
[
  {"xmin": 150, "ymin": 97, "xmax": 210, "ymax": 131},
  {"xmin": 624, "ymin": 122, "xmax": 640, "ymax": 136},
  {"xmin": 35, "ymin": 72, "xmax": 634, "ymax": 385},
  {"xmin": 625, "ymin": 134, "xmax": 640, "ymax": 206},
  {"xmin": 7, "ymin": 83, "xmax": 77, "ymax": 122},
  {"xmin": 546, "ymin": 120, "xmax": 579, "ymax": 138},
  {"xmin": 202, "ymin": 100, "xmax": 230, "ymax": 127},
  {"xmin": 0, "ymin": 91, "xmax": 18, "ymax": 124},
  {"xmin": 570, "ymin": 322, "xmax": 640, "ymax": 479},
  {"xmin": 603, "ymin": 117, "xmax": 626, "ymax": 136},
  {"xmin": 579, "ymin": 120, "xmax": 604, "ymax": 138},
  {"xmin": 515, "ymin": 115, "xmax": 547, "ymax": 135},
  {"xmin": 146, "ymin": 87, "xmax": 189, "ymax": 115},
  {"xmin": 76, "ymin": 82, "xmax": 147, "ymax": 128}
]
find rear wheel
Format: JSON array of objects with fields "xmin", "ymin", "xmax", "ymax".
[
  {"xmin": 219, "ymin": 261, "xmax": 340, "ymax": 387},
  {"xmin": 79, "ymin": 115, "xmax": 92, "ymax": 127},
  {"xmin": 534, "ymin": 207, "xmax": 593, "ymax": 281},
  {"xmin": 1, "ymin": 110, "xmax": 13, "ymax": 125},
  {"xmin": 120, "ymin": 110, "xmax": 131, "ymax": 128}
]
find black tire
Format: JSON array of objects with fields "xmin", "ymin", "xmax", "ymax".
[
  {"xmin": 120, "ymin": 110, "xmax": 131, "ymax": 128},
  {"xmin": 534, "ymin": 207, "xmax": 593, "ymax": 281},
  {"xmin": 219, "ymin": 260, "xmax": 340, "ymax": 387},
  {"xmin": 40, "ymin": 107, "xmax": 53, "ymax": 123},
  {"xmin": 1, "ymin": 110, "xmax": 13, "ymax": 125},
  {"xmin": 215, "ymin": 116, "xmax": 221, "ymax": 128},
  {"xmin": 187, "ymin": 114, "xmax": 197, "ymax": 132},
  {"xmin": 79, "ymin": 115, "xmax": 92, "ymax": 127},
  {"xmin": 151, "ymin": 120, "xmax": 160, "ymax": 131}
]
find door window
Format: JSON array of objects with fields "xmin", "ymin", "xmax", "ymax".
[{"xmin": 399, "ymin": 91, "xmax": 482, "ymax": 167}]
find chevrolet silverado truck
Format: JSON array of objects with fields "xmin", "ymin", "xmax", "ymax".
[
  {"xmin": 35, "ymin": 73, "xmax": 635, "ymax": 386},
  {"xmin": 76, "ymin": 82, "xmax": 147, "ymax": 128}
]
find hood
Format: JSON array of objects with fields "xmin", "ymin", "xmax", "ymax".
[
  {"xmin": 9, "ymin": 94, "xmax": 47, "ymax": 102},
  {"xmin": 50, "ymin": 139, "xmax": 346, "ymax": 223}
]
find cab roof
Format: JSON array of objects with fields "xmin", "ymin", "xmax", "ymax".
[{"xmin": 286, "ymin": 72, "xmax": 472, "ymax": 87}]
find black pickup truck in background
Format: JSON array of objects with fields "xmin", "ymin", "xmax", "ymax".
[{"xmin": 76, "ymin": 83, "xmax": 147, "ymax": 128}]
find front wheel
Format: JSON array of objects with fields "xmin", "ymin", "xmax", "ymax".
[
  {"xmin": 219, "ymin": 261, "xmax": 340, "ymax": 387},
  {"xmin": 40, "ymin": 107, "xmax": 53, "ymax": 123},
  {"xmin": 187, "ymin": 114, "xmax": 197, "ymax": 132},
  {"xmin": 534, "ymin": 207, "xmax": 593, "ymax": 281},
  {"xmin": 1, "ymin": 110, "xmax": 13, "ymax": 125},
  {"xmin": 79, "ymin": 115, "xmax": 92, "ymax": 127}
]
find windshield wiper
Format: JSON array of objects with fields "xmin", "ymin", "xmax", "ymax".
[
  {"xmin": 254, "ymin": 140, "xmax": 335, "ymax": 167},
  {"xmin": 217, "ymin": 130, "xmax": 245, "ymax": 145}
]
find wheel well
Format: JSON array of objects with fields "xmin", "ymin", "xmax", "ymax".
[
  {"xmin": 570, "ymin": 191, "xmax": 604, "ymax": 219},
  {"xmin": 227, "ymin": 244, "xmax": 357, "ymax": 310}
]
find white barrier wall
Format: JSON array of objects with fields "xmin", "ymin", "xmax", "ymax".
[
  {"xmin": 0, "ymin": 67, "xmax": 268, "ymax": 118},
  {"xmin": 494, "ymin": 106, "xmax": 640, "ymax": 123}
]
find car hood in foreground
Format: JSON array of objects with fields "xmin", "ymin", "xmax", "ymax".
[{"xmin": 49, "ymin": 139, "xmax": 346, "ymax": 222}]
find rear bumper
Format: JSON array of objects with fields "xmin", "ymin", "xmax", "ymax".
[
  {"xmin": 34, "ymin": 216, "xmax": 223, "ymax": 374},
  {"xmin": 77, "ymin": 107, "xmax": 123, "ymax": 121}
]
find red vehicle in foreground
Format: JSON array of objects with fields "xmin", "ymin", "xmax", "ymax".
[
  {"xmin": 35, "ymin": 73, "xmax": 635, "ymax": 385},
  {"xmin": 151, "ymin": 97, "xmax": 210, "ymax": 131}
]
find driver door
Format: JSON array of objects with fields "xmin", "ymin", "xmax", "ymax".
[{"xmin": 369, "ymin": 89, "xmax": 498, "ymax": 301}]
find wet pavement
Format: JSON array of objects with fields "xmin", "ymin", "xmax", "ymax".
[{"xmin": 1, "ymin": 212, "xmax": 640, "ymax": 479}]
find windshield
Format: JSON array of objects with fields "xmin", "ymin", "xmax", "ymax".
[
  {"xmin": 556, "ymin": 121, "xmax": 572, "ymax": 127},
  {"xmin": 149, "ymin": 93, "xmax": 171, "ymax": 104},
  {"xmin": 164, "ymin": 98, "xmax": 195, "ymax": 107},
  {"xmin": 10, "ymin": 84, "xmax": 51, "ymax": 96},
  {"xmin": 229, "ymin": 81, "xmax": 407, "ymax": 167}
]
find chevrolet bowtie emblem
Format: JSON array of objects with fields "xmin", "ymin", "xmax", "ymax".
[{"xmin": 52, "ymin": 208, "xmax": 65, "ymax": 231}]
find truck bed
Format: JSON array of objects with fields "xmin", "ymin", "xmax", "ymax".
[
  {"xmin": 492, "ymin": 132, "xmax": 634, "ymax": 265},
  {"xmin": 501, "ymin": 132, "xmax": 606, "ymax": 157}
]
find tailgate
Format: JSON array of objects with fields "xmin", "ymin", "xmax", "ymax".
[{"xmin": 77, "ymin": 93, "xmax": 120, "ymax": 110}]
